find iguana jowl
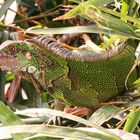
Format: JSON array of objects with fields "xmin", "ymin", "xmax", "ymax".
[{"xmin": 0, "ymin": 35, "xmax": 137, "ymax": 108}]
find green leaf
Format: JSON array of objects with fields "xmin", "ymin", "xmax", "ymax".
[
  {"xmin": 0, "ymin": 125, "xmax": 122, "ymax": 140},
  {"xmin": 53, "ymin": 1, "xmax": 140, "ymax": 40},
  {"xmin": 69, "ymin": 0, "xmax": 84, "ymax": 4},
  {"xmin": 89, "ymin": 106, "xmax": 123, "ymax": 125},
  {"xmin": 26, "ymin": 25, "xmax": 140, "ymax": 39},
  {"xmin": 12, "ymin": 133, "xmax": 32, "ymax": 140},
  {"xmin": 123, "ymin": 108, "xmax": 140, "ymax": 132},
  {"xmin": 15, "ymin": 108, "xmax": 121, "ymax": 139},
  {"xmin": 0, "ymin": 101, "xmax": 24, "ymax": 126},
  {"xmin": 88, "ymin": 0, "xmax": 113, "ymax": 6},
  {"xmin": 6, "ymin": 73, "xmax": 15, "ymax": 82}
]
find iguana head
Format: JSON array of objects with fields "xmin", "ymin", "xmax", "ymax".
[
  {"xmin": 0, "ymin": 37, "xmax": 68, "ymax": 91},
  {"xmin": 0, "ymin": 40, "xmax": 39, "ymax": 72},
  {"xmin": 0, "ymin": 40, "xmax": 47, "ymax": 91}
]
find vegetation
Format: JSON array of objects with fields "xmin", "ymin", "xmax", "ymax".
[{"xmin": 0, "ymin": 0, "xmax": 139, "ymax": 139}]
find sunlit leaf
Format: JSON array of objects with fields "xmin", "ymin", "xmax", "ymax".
[
  {"xmin": 123, "ymin": 108, "xmax": 140, "ymax": 132},
  {"xmin": 0, "ymin": 124, "xmax": 122, "ymax": 140},
  {"xmin": 25, "ymin": 25, "xmax": 140, "ymax": 39},
  {"xmin": 15, "ymin": 108, "xmax": 120, "ymax": 139},
  {"xmin": 0, "ymin": 0, "xmax": 15, "ymax": 18},
  {"xmin": 0, "ymin": 101, "xmax": 23, "ymax": 126},
  {"xmin": 89, "ymin": 106, "xmax": 123, "ymax": 125}
]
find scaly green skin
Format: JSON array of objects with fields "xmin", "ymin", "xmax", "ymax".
[
  {"xmin": 0, "ymin": 36, "xmax": 137, "ymax": 108},
  {"xmin": 65, "ymin": 46, "xmax": 137, "ymax": 107}
]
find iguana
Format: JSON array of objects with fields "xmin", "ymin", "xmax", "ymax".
[{"xmin": 0, "ymin": 35, "xmax": 138, "ymax": 108}]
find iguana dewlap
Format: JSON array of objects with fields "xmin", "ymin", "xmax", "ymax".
[{"xmin": 0, "ymin": 36, "xmax": 137, "ymax": 108}]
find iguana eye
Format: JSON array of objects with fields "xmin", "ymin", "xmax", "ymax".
[{"xmin": 27, "ymin": 65, "xmax": 36, "ymax": 73}]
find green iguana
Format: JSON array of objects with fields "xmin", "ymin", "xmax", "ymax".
[{"xmin": 0, "ymin": 35, "xmax": 138, "ymax": 108}]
